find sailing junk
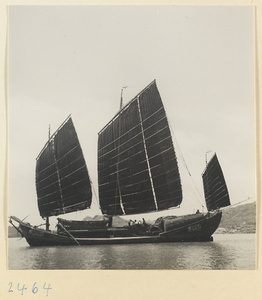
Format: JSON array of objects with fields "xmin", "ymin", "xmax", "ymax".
[{"xmin": 10, "ymin": 80, "xmax": 231, "ymax": 246}]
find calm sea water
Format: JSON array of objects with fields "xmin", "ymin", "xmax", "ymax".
[{"xmin": 8, "ymin": 234, "xmax": 255, "ymax": 270}]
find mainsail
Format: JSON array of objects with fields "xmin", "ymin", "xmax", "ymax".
[
  {"xmin": 98, "ymin": 80, "xmax": 182, "ymax": 216},
  {"xmin": 36, "ymin": 116, "xmax": 92, "ymax": 218},
  {"xmin": 202, "ymin": 153, "xmax": 230, "ymax": 211}
]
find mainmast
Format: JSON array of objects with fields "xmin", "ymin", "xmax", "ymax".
[
  {"xmin": 116, "ymin": 86, "xmax": 128, "ymax": 216},
  {"xmin": 46, "ymin": 124, "xmax": 51, "ymax": 231},
  {"xmin": 120, "ymin": 86, "xmax": 128, "ymax": 110}
]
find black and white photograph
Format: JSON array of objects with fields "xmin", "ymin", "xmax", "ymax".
[{"xmin": 8, "ymin": 5, "xmax": 255, "ymax": 271}]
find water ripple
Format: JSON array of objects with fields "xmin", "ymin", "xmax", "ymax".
[{"xmin": 8, "ymin": 234, "xmax": 256, "ymax": 270}]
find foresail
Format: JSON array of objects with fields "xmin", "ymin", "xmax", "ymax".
[
  {"xmin": 202, "ymin": 153, "xmax": 230, "ymax": 211},
  {"xmin": 36, "ymin": 117, "xmax": 92, "ymax": 218},
  {"xmin": 98, "ymin": 80, "xmax": 182, "ymax": 216}
]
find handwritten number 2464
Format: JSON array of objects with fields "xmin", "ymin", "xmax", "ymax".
[{"xmin": 8, "ymin": 282, "xmax": 52, "ymax": 296}]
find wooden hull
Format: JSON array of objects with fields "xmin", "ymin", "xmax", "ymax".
[{"xmin": 9, "ymin": 211, "xmax": 222, "ymax": 247}]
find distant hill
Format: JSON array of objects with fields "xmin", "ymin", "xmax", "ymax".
[
  {"xmin": 112, "ymin": 215, "xmax": 129, "ymax": 227},
  {"xmin": 217, "ymin": 202, "xmax": 256, "ymax": 234},
  {"xmin": 83, "ymin": 215, "xmax": 128, "ymax": 226}
]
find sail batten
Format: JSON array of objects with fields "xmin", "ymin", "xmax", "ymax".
[
  {"xmin": 36, "ymin": 117, "xmax": 92, "ymax": 218},
  {"xmin": 202, "ymin": 153, "xmax": 230, "ymax": 211},
  {"xmin": 98, "ymin": 80, "xmax": 182, "ymax": 216},
  {"xmin": 98, "ymin": 137, "xmax": 174, "ymax": 179},
  {"xmin": 98, "ymin": 107, "xmax": 165, "ymax": 154},
  {"xmin": 100, "ymin": 177, "xmax": 182, "ymax": 201},
  {"xmin": 99, "ymin": 162, "xmax": 180, "ymax": 186},
  {"xmin": 38, "ymin": 175, "xmax": 91, "ymax": 198},
  {"xmin": 38, "ymin": 145, "xmax": 80, "ymax": 175}
]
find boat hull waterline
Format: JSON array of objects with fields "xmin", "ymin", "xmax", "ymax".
[{"xmin": 10, "ymin": 211, "xmax": 221, "ymax": 246}]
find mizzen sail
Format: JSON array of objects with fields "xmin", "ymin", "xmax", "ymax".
[
  {"xmin": 36, "ymin": 116, "xmax": 92, "ymax": 218},
  {"xmin": 98, "ymin": 80, "xmax": 182, "ymax": 216},
  {"xmin": 202, "ymin": 153, "xmax": 230, "ymax": 211}
]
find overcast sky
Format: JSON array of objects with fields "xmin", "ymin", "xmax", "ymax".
[{"xmin": 8, "ymin": 6, "xmax": 255, "ymax": 225}]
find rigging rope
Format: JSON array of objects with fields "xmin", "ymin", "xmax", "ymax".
[
  {"xmin": 90, "ymin": 180, "xmax": 101, "ymax": 211},
  {"xmin": 220, "ymin": 197, "xmax": 254, "ymax": 211},
  {"xmin": 167, "ymin": 118, "xmax": 205, "ymax": 207}
]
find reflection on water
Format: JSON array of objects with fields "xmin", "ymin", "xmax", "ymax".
[{"xmin": 8, "ymin": 234, "xmax": 255, "ymax": 270}]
